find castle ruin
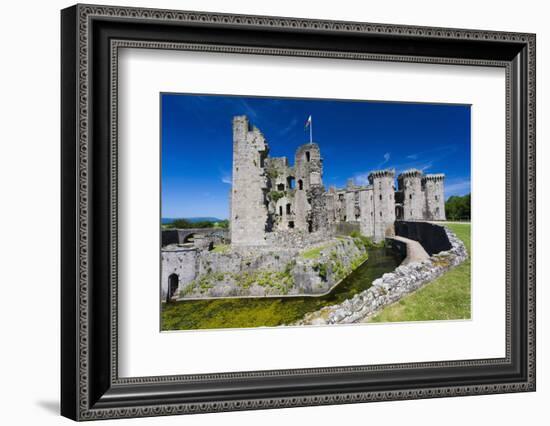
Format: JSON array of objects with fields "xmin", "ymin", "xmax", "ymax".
[
  {"xmin": 161, "ymin": 115, "xmax": 448, "ymax": 302},
  {"xmin": 229, "ymin": 115, "xmax": 445, "ymax": 246}
]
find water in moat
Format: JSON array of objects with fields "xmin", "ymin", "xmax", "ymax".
[{"xmin": 161, "ymin": 248, "xmax": 403, "ymax": 331}]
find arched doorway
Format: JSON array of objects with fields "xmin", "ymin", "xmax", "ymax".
[{"xmin": 167, "ymin": 273, "xmax": 179, "ymax": 302}]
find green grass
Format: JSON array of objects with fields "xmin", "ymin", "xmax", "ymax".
[
  {"xmin": 211, "ymin": 244, "xmax": 230, "ymax": 254},
  {"xmin": 368, "ymin": 223, "xmax": 471, "ymax": 323},
  {"xmin": 161, "ymin": 248, "xmax": 401, "ymax": 330},
  {"xmin": 300, "ymin": 244, "xmax": 330, "ymax": 260}
]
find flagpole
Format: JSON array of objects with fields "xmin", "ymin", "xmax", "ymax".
[{"xmin": 310, "ymin": 116, "xmax": 313, "ymax": 143}]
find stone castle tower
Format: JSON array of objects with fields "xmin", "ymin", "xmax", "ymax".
[
  {"xmin": 422, "ymin": 174, "xmax": 446, "ymax": 220},
  {"xmin": 369, "ymin": 170, "xmax": 397, "ymax": 240},
  {"xmin": 230, "ymin": 116, "xmax": 270, "ymax": 246},
  {"xmin": 397, "ymin": 169, "xmax": 424, "ymax": 220},
  {"xmin": 229, "ymin": 116, "xmax": 446, "ymax": 246},
  {"xmin": 394, "ymin": 169, "xmax": 446, "ymax": 222}
]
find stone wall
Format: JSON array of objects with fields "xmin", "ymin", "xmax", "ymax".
[
  {"xmin": 344, "ymin": 191, "xmax": 355, "ymax": 222},
  {"xmin": 394, "ymin": 220, "xmax": 451, "ymax": 256},
  {"xmin": 334, "ymin": 221, "xmax": 360, "ymax": 236},
  {"xmin": 295, "ymin": 225, "xmax": 467, "ymax": 325},
  {"xmin": 359, "ymin": 188, "xmax": 374, "ymax": 237},
  {"xmin": 161, "ymin": 228, "xmax": 229, "ymax": 247},
  {"xmin": 386, "ymin": 237, "xmax": 408, "ymax": 259},
  {"xmin": 264, "ymin": 229, "xmax": 327, "ymax": 249},
  {"xmin": 161, "ymin": 247, "xmax": 198, "ymax": 301},
  {"xmin": 177, "ymin": 236, "xmax": 368, "ymax": 299},
  {"xmin": 230, "ymin": 115, "xmax": 270, "ymax": 246}
]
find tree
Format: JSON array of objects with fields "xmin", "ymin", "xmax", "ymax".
[
  {"xmin": 167, "ymin": 218, "xmax": 228, "ymax": 229},
  {"xmin": 445, "ymin": 193, "xmax": 471, "ymax": 221},
  {"xmin": 168, "ymin": 218, "xmax": 193, "ymax": 229}
]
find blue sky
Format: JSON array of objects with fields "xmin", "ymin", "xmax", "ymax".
[{"xmin": 161, "ymin": 93, "xmax": 471, "ymax": 219}]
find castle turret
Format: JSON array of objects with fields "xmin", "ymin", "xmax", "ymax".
[
  {"xmin": 293, "ymin": 143, "xmax": 323, "ymax": 231},
  {"xmin": 422, "ymin": 174, "xmax": 446, "ymax": 220},
  {"xmin": 398, "ymin": 169, "xmax": 423, "ymax": 220},
  {"xmin": 230, "ymin": 116, "xmax": 270, "ymax": 246},
  {"xmin": 368, "ymin": 169, "xmax": 396, "ymax": 241},
  {"xmin": 294, "ymin": 143, "xmax": 322, "ymax": 190}
]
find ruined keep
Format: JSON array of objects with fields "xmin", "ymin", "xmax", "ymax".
[
  {"xmin": 229, "ymin": 115, "xmax": 446, "ymax": 246},
  {"xmin": 161, "ymin": 115, "xmax": 448, "ymax": 302}
]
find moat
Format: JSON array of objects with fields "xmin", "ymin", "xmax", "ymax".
[{"xmin": 161, "ymin": 247, "xmax": 403, "ymax": 331}]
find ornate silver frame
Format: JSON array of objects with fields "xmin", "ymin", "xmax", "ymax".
[{"xmin": 61, "ymin": 4, "xmax": 536, "ymax": 421}]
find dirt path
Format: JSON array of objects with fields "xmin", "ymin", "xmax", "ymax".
[{"xmin": 391, "ymin": 235, "xmax": 430, "ymax": 265}]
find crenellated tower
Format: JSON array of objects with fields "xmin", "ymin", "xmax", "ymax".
[
  {"xmin": 423, "ymin": 174, "xmax": 446, "ymax": 220},
  {"xmin": 397, "ymin": 169, "xmax": 424, "ymax": 220}
]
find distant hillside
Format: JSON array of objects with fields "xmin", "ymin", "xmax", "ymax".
[
  {"xmin": 162, "ymin": 217, "xmax": 223, "ymax": 224},
  {"xmin": 162, "ymin": 217, "xmax": 229, "ymax": 229}
]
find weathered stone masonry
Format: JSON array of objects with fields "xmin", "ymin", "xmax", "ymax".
[
  {"xmin": 161, "ymin": 116, "xmax": 448, "ymax": 302},
  {"xmin": 230, "ymin": 115, "xmax": 446, "ymax": 246}
]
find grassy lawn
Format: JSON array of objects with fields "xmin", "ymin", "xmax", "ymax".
[
  {"xmin": 368, "ymin": 223, "xmax": 471, "ymax": 323},
  {"xmin": 300, "ymin": 244, "xmax": 332, "ymax": 260}
]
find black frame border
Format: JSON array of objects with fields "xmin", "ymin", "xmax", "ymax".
[{"xmin": 61, "ymin": 4, "xmax": 536, "ymax": 421}]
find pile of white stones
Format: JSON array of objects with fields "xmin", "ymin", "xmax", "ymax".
[{"xmin": 295, "ymin": 227, "xmax": 468, "ymax": 326}]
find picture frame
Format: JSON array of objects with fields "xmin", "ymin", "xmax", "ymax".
[{"xmin": 61, "ymin": 3, "xmax": 536, "ymax": 421}]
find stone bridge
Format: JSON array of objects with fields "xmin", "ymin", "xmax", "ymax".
[{"xmin": 162, "ymin": 228, "xmax": 229, "ymax": 247}]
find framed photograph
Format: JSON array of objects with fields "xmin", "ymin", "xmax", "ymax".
[{"xmin": 61, "ymin": 4, "xmax": 536, "ymax": 421}]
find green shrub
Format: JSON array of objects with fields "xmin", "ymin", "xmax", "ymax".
[
  {"xmin": 269, "ymin": 191, "xmax": 285, "ymax": 203},
  {"xmin": 211, "ymin": 244, "xmax": 230, "ymax": 253},
  {"xmin": 267, "ymin": 169, "xmax": 279, "ymax": 180},
  {"xmin": 314, "ymin": 262, "xmax": 328, "ymax": 281}
]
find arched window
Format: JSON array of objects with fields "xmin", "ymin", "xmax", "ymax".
[
  {"xmin": 298, "ymin": 179, "xmax": 303, "ymax": 190},
  {"xmin": 287, "ymin": 176, "xmax": 295, "ymax": 189},
  {"xmin": 305, "ymin": 151, "xmax": 310, "ymax": 162}
]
